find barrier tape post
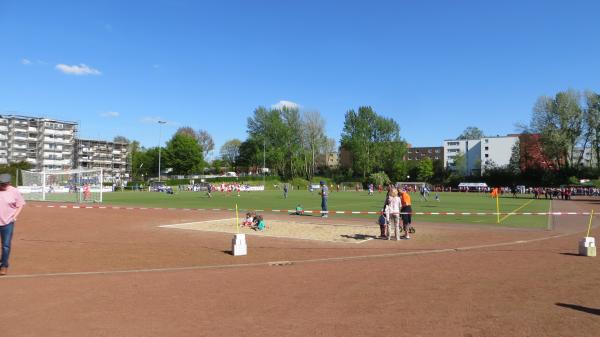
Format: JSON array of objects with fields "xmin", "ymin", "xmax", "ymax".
[
  {"xmin": 496, "ymin": 194, "xmax": 500, "ymax": 224},
  {"xmin": 235, "ymin": 203, "xmax": 239, "ymax": 233},
  {"xmin": 586, "ymin": 209, "xmax": 594, "ymax": 237}
]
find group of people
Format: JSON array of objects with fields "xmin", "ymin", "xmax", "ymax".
[
  {"xmin": 379, "ymin": 185, "xmax": 414, "ymax": 240},
  {"xmin": 241, "ymin": 212, "xmax": 266, "ymax": 231},
  {"xmin": 0, "ymin": 174, "xmax": 26, "ymax": 276}
]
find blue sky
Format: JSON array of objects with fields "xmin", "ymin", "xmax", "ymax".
[{"xmin": 2, "ymin": 0, "xmax": 600, "ymax": 159}]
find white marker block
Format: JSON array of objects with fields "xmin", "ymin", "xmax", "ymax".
[
  {"xmin": 582, "ymin": 237, "xmax": 595, "ymax": 247},
  {"xmin": 232, "ymin": 234, "xmax": 247, "ymax": 256},
  {"xmin": 579, "ymin": 237, "xmax": 596, "ymax": 257}
]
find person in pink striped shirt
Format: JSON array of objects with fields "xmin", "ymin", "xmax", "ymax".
[{"xmin": 0, "ymin": 174, "xmax": 26, "ymax": 276}]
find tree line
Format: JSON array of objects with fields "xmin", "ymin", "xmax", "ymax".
[{"xmin": 124, "ymin": 88, "xmax": 600, "ymax": 187}]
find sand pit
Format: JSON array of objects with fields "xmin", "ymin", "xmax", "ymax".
[{"xmin": 159, "ymin": 217, "xmax": 382, "ymax": 243}]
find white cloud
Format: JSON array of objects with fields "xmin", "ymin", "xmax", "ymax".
[
  {"xmin": 100, "ymin": 111, "xmax": 120, "ymax": 118},
  {"xmin": 55, "ymin": 63, "xmax": 102, "ymax": 75},
  {"xmin": 271, "ymin": 100, "xmax": 300, "ymax": 110},
  {"xmin": 21, "ymin": 58, "xmax": 32, "ymax": 65}
]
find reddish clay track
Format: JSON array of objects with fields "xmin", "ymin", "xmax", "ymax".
[{"xmin": 1, "ymin": 198, "xmax": 599, "ymax": 336}]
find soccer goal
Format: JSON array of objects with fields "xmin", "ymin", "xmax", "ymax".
[
  {"xmin": 395, "ymin": 182, "xmax": 432, "ymax": 192},
  {"xmin": 339, "ymin": 182, "xmax": 363, "ymax": 191},
  {"xmin": 18, "ymin": 168, "xmax": 106, "ymax": 203}
]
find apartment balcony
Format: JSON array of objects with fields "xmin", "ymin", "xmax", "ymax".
[
  {"xmin": 12, "ymin": 135, "xmax": 28, "ymax": 141},
  {"xmin": 43, "ymin": 129, "xmax": 72, "ymax": 136},
  {"xmin": 26, "ymin": 158, "xmax": 37, "ymax": 164},
  {"xmin": 28, "ymin": 127, "xmax": 38, "ymax": 132},
  {"xmin": 42, "ymin": 159, "xmax": 71, "ymax": 166},
  {"xmin": 43, "ymin": 138, "xmax": 72, "ymax": 145},
  {"xmin": 0, "ymin": 126, "xmax": 7, "ymax": 132},
  {"xmin": 11, "ymin": 127, "xmax": 28, "ymax": 133},
  {"xmin": 0, "ymin": 134, "xmax": 7, "ymax": 140},
  {"xmin": 9, "ymin": 154, "xmax": 27, "ymax": 160}
]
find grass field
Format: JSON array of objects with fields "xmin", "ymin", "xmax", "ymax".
[{"xmin": 100, "ymin": 190, "xmax": 551, "ymax": 228}]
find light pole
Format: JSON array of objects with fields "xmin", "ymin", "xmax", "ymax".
[
  {"xmin": 262, "ymin": 139, "xmax": 266, "ymax": 190},
  {"xmin": 157, "ymin": 120, "xmax": 166, "ymax": 182}
]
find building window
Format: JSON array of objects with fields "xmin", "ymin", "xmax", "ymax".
[
  {"xmin": 485, "ymin": 154, "xmax": 489, "ymax": 158},
  {"xmin": 447, "ymin": 141, "xmax": 459, "ymax": 146},
  {"xmin": 448, "ymin": 149, "xmax": 460, "ymax": 153},
  {"xmin": 484, "ymin": 146, "xmax": 489, "ymax": 151}
]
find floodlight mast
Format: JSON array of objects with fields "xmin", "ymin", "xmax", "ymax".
[
  {"xmin": 158, "ymin": 120, "xmax": 167, "ymax": 182},
  {"xmin": 262, "ymin": 139, "xmax": 266, "ymax": 191}
]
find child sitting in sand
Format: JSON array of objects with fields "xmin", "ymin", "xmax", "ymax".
[
  {"xmin": 241, "ymin": 212, "xmax": 254, "ymax": 227},
  {"xmin": 251, "ymin": 215, "xmax": 266, "ymax": 231},
  {"xmin": 295, "ymin": 204, "xmax": 304, "ymax": 216}
]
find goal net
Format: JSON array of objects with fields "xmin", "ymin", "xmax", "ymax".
[
  {"xmin": 18, "ymin": 168, "xmax": 106, "ymax": 203},
  {"xmin": 395, "ymin": 182, "xmax": 432, "ymax": 193},
  {"xmin": 339, "ymin": 182, "xmax": 363, "ymax": 191}
]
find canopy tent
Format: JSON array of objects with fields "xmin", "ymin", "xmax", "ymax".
[{"xmin": 458, "ymin": 182, "xmax": 488, "ymax": 188}]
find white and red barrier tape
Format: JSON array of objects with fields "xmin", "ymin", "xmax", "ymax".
[{"xmin": 30, "ymin": 204, "xmax": 593, "ymax": 216}]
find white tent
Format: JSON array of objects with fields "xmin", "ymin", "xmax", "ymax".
[{"xmin": 458, "ymin": 182, "xmax": 488, "ymax": 188}]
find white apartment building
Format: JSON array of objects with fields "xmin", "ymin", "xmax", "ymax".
[
  {"xmin": 444, "ymin": 139, "xmax": 482, "ymax": 175},
  {"xmin": 1, "ymin": 114, "xmax": 129, "ymax": 181},
  {"xmin": 0, "ymin": 115, "xmax": 76, "ymax": 170},
  {"xmin": 480, "ymin": 136, "xmax": 519, "ymax": 172},
  {"xmin": 444, "ymin": 135, "xmax": 519, "ymax": 175},
  {"xmin": 0, "ymin": 117, "xmax": 8, "ymax": 164},
  {"xmin": 572, "ymin": 147, "xmax": 596, "ymax": 167},
  {"xmin": 76, "ymin": 139, "xmax": 129, "ymax": 183}
]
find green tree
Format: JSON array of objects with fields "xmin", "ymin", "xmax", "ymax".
[
  {"xmin": 340, "ymin": 106, "xmax": 406, "ymax": 180},
  {"xmin": 450, "ymin": 152, "xmax": 467, "ymax": 176},
  {"xmin": 247, "ymin": 106, "xmax": 288, "ymax": 177},
  {"xmin": 220, "ymin": 139, "xmax": 242, "ymax": 170},
  {"xmin": 508, "ymin": 140, "xmax": 521, "ymax": 174},
  {"xmin": 416, "ymin": 158, "xmax": 434, "ymax": 182},
  {"xmin": 131, "ymin": 146, "xmax": 158, "ymax": 180},
  {"xmin": 210, "ymin": 158, "xmax": 227, "ymax": 174},
  {"xmin": 457, "ymin": 127, "xmax": 485, "ymax": 140},
  {"xmin": 583, "ymin": 91, "xmax": 600, "ymax": 169},
  {"xmin": 530, "ymin": 90, "xmax": 583, "ymax": 168},
  {"xmin": 197, "ymin": 129, "xmax": 215, "ymax": 158},
  {"xmin": 302, "ymin": 111, "xmax": 327, "ymax": 180},
  {"xmin": 237, "ymin": 138, "xmax": 263, "ymax": 173},
  {"xmin": 0, "ymin": 161, "xmax": 32, "ymax": 185},
  {"xmin": 369, "ymin": 171, "xmax": 391, "ymax": 186},
  {"xmin": 164, "ymin": 133, "xmax": 204, "ymax": 174},
  {"xmin": 113, "ymin": 135, "xmax": 130, "ymax": 144}
]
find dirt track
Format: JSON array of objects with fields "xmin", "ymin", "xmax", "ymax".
[{"xmin": 1, "ymin": 198, "xmax": 599, "ymax": 336}]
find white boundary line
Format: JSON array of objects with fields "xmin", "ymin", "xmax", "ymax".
[{"xmin": 0, "ymin": 231, "xmax": 580, "ymax": 280}]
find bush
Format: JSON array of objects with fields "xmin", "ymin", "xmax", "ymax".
[
  {"xmin": 290, "ymin": 178, "xmax": 309, "ymax": 190},
  {"xmin": 369, "ymin": 172, "xmax": 391, "ymax": 186}
]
